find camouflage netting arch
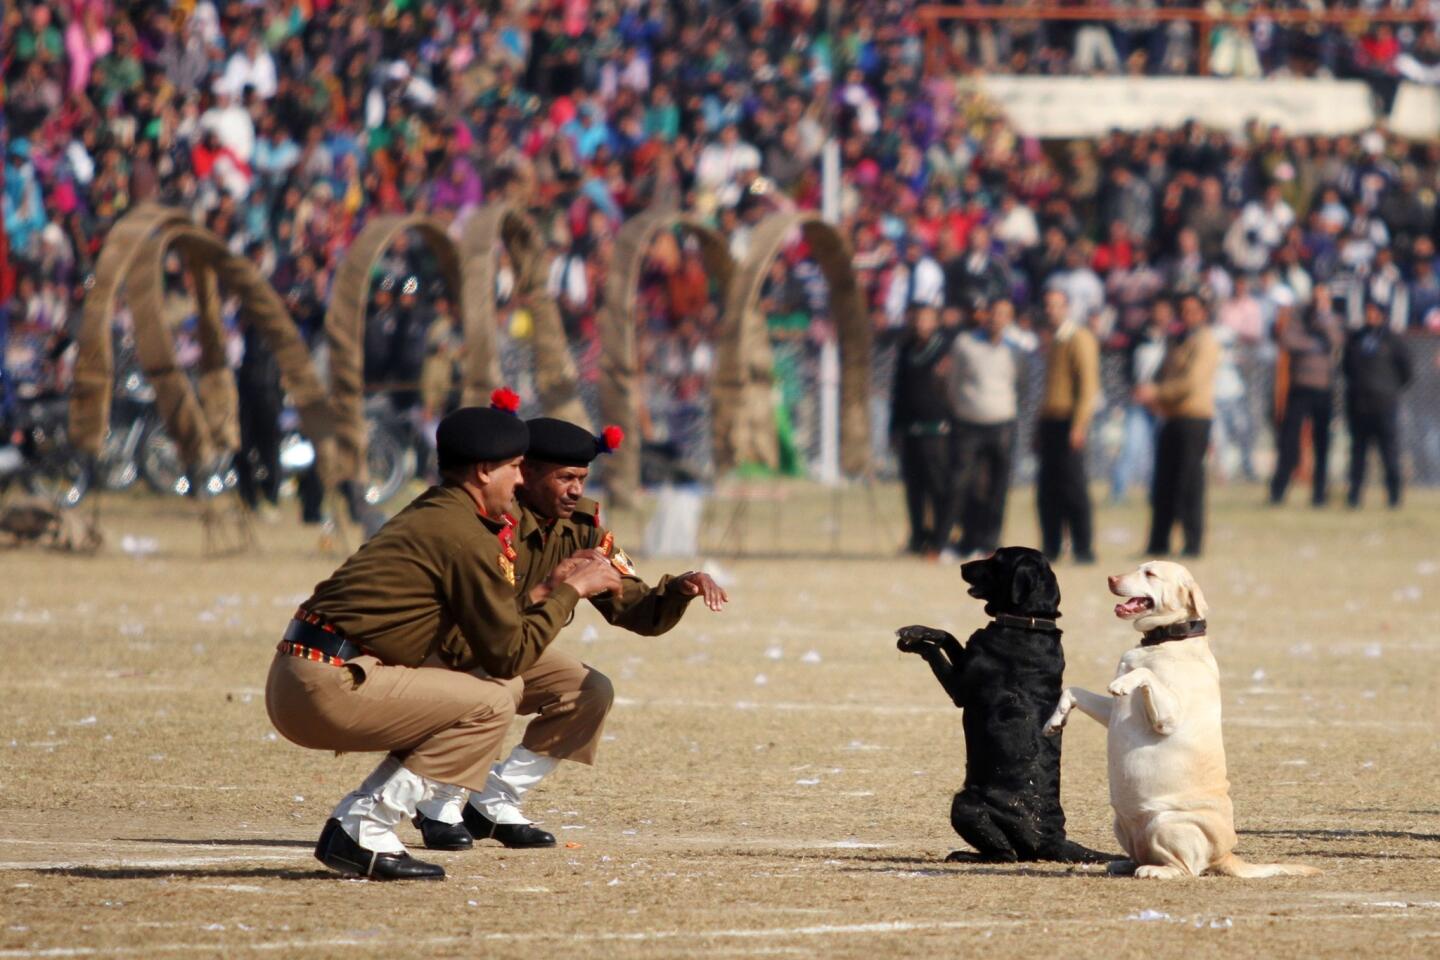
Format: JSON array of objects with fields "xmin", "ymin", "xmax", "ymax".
[
  {"xmin": 600, "ymin": 209, "xmax": 735, "ymax": 506},
  {"xmin": 323, "ymin": 214, "xmax": 462, "ymax": 483},
  {"xmin": 325, "ymin": 206, "xmax": 588, "ymax": 481},
  {"xmin": 715, "ymin": 211, "xmax": 872, "ymax": 478},
  {"xmin": 75, "ymin": 204, "xmax": 870, "ymax": 512},
  {"xmin": 70, "ymin": 203, "xmax": 335, "ymax": 474},
  {"xmin": 462, "ymin": 203, "xmax": 588, "ymax": 426}
]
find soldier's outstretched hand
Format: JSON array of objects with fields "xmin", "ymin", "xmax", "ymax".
[
  {"xmin": 677, "ymin": 572, "xmax": 728, "ymax": 612},
  {"xmin": 564, "ymin": 557, "xmax": 624, "ymax": 598},
  {"xmin": 549, "ymin": 548, "xmax": 608, "ymax": 583}
]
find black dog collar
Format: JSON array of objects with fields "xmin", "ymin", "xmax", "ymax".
[
  {"xmin": 1141, "ymin": 619, "xmax": 1207, "ymax": 646},
  {"xmin": 995, "ymin": 614, "xmax": 1060, "ymax": 632}
]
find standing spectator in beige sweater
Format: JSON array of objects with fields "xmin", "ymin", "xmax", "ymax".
[
  {"xmin": 1138, "ymin": 292, "xmax": 1221, "ymax": 557},
  {"xmin": 948, "ymin": 298, "xmax": 1021, "ymax": 558},
  {"xmin": 1036, "ymin": 288, "xmax": 1100, "ymax": 563}
]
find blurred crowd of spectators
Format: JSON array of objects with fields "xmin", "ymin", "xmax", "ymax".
[
  {"xmin": 3, "ymin": 0, "xmax": 1440, "ymax": 463},
  {"xmin": 933, "ymin": 1, "xmax": 1440, "ymax": 89}
]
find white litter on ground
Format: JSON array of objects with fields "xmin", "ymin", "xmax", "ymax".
[{"xmin": 120, "ymin": 535, "xmax": 159, "ymax": 557}]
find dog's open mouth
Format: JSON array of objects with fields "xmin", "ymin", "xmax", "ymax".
[{"xmin": 1114, "ymin": 596, "xmax": 1154, "ymax": 618}]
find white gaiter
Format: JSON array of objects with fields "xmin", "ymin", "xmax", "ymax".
[
  {"xmin": 330, "ymin": 756, "xmax": 426, "ymax": 853},
  {"xmin": 469, "ymin": 746, "xmax": 559, "ymax": 825},
  {"xmin": 415, "ymin": 779, "xmax": 468, "ymax": 825}
]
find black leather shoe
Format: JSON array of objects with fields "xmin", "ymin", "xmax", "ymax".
[
  {"xmin": 412, "ymin": 812, "xmax": 474, "ymax": 851},
  {"xmin": 461, "ymin": 805, "xmax": 557, "ymax": 848},
  {"xmin": 314, "ymin": 817, "xmax": 339, "ymax": 862},
  {"xmin": 315, "ymin": 817, "xmax": 445, "ymax": 880}
]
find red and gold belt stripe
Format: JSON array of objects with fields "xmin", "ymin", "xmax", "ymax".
[
  {"xmin": 276, "ymin": 640, "xmax": 347, "ymax": 667},
  {"xmin": 294, "ymin": 607, "xmax": 341, "ymax": 633}
]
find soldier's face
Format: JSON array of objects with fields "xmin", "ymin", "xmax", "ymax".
[
  {"xmin": 519, "ymin": 462, "xmax": 590, "ymax": 520},
  {"xmin": 476, "ymin": 456, "xmax": 524, "ymax": 516}
]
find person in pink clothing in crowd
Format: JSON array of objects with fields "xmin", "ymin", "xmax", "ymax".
[
  {"xmin": 63, "ymin": 0, "xmax": 111, "ymax": 98},
  {"xmin": 1217, "ymin": 274, "xmax": 1265, "ymax": 345}
]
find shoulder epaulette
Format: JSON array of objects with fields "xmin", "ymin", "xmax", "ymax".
[{"xmin": 572, "ymin": 497, "xmax": 603, "ymax": 527}]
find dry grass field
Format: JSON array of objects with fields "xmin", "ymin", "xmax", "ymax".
[{"xmin": 2, "ymin": 482, "xmax": 1439, "ymax": 959}]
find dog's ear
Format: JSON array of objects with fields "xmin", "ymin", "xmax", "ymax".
[
  {"xmin": 1010, "ymin": 553, "xmax": 1060, "ymax": 613},
  {"xmin": 1182, "ymin": 575, "xmax": 1209, "ymax": 619}
]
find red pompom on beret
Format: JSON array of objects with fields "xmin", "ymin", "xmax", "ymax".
[{"xmin": 490, "ymin": 387, "xmax": 521, "ymax": 414}]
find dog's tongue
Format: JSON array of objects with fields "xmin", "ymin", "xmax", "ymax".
[{"xmin": 1115, "ymin": 597, "xmax": 1150, "ymax": 618}]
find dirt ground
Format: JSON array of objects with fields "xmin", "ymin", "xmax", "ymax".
[{"xmin": 2, "ymin": 482, "xmax": 1438, "ymax": 959}]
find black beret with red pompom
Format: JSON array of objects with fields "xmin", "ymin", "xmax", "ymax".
[
  {"xmin": 434, "ymin": 387, "xmax": 529, "ymax": 470},
  {"xmin": 526, "ymin": 418, "xmax": 624, "ymax": 467}
]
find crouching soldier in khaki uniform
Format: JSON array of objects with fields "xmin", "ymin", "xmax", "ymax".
[
  {"xmin": 412, "ymin": 418, "xmax": 729, "ymax": 845},
  {"xmin": 265, "ymin": 397, "xmax": 622, "ymax": 880}
]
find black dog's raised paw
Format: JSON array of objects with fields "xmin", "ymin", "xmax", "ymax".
[{"xmin": 896, "ymin": 624, "xmax": 955, "ymax": 653}]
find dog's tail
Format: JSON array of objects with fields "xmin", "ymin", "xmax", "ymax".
[{"xmin": 1207, "ymin": 854, "xmax": 1321, "ymax": 878}]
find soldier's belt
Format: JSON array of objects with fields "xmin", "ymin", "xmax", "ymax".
[
  {"xmin": 276, "ymin": 640, "xmax": 347, "ymax": 667},
  {"xmin": 280, "ymin": 615, "xmax": 365, "ymax": 664}
]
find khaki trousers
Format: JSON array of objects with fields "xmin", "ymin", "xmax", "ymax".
[
  {"xmin": 497, "ymin": 647, "xmax": 614, "ymax": 766},
  {"xmin": 265, "ymin": 653, "xmax": 515, "ymax": 792},
  {"xmin": 266, "ymin": 645, "xmax": 614, "ymax": 788}
]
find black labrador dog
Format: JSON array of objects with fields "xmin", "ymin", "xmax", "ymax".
[{"xmin": 897, "ymin": 547, "xmax": 1108, "ymax": 863}]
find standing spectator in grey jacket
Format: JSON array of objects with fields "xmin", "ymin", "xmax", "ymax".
[
  {"xmin": 1270, "ymin": 286, "xmax": 1344, "ymax": 506},
  {"xmin": 1344, "ymin": 300, "xmax": 1414, "ymax": 508},
  {"xmin": 947, "ymin": 299, "xmax": 1020, "ymax": 559}
]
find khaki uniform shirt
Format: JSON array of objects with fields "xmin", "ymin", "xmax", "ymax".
[
  {"xmin": 1039, "ymin": 323, "xmax": 1101, "ymax": 434},
  {"xmin": 1154, "ymin": 325, "xmax": 1220, "ymax": 419},
  {"xmin": 514, "ymin": 497, "xmax": 695, "ymax": 637},
  {"xmin": 302, "ymin": 484, "xmax": 579, "ymax": 677}
]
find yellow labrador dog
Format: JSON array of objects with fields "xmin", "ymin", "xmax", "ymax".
[{"xmin": 1043, "ymin": 561, "xmax": 1318, "ymax": 880}]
